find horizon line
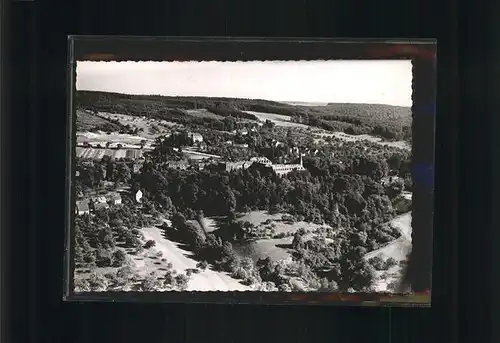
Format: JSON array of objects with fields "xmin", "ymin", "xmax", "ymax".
[{"xmin": 76, "ymin": 89, "xmax": 412, "ymax": 108}]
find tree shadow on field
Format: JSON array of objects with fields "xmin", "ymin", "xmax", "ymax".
[{"xmin": 275, "ymin": 243, "xmax": 293, "ymax": 250}]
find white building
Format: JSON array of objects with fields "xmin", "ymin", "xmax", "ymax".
[
  {"xmin": 135, "ymin": 190, "xmax": 143, "ymax": 203},
  {"xmin": 271, "ymin": 155, "xmax": 306, "ymax": 176},
  {"xmin": 250, "ymin": 156, "xmax": 272, "ymax": 166},
  {"xmin": 108, "ymin": 193, "xmax": 122, "ymax": 205},
  {"xmin": 75, "ymin": 201, "xmax": 90, "ymax": 216},
  {"xmin": 188, "ymin": 132, "xmax": 203, "ymax": 143}
]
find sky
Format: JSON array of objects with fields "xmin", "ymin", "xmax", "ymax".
[{"xmin": 76, "ymin": 60, "xmax": 412, "ymax": 107}]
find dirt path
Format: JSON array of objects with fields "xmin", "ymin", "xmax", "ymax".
[
  {"xmin": 363, "ymin": 212, "xmax": 412, "ymax": 292},
  {"xmin": 140, "ymin": 226, "xmax": 251, "ymax": 292},
  {"xmin": 364, "ymin": 212, "xmax": 412, "ymax": 261}
]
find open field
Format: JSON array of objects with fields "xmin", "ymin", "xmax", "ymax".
[
  {"xmin": 140, "ymin": 226, "xmax": 251, "ymax": 291},
  {"xmin": 233, "ymin": 237, "xmax": 294, "ymax": 263},
  {"xmin": 96, "ymin": 112, "xmax": 176, "ymax": 138},
  {"xmin": 76, "ymin": 147, "xmax": 144, "ymax": 160},
  {"xmin": 76, "ymin": 109, "xmax": 123, "ymax": 132},
  {"xmin": 77, "ymin": 131, "xmax": 153, "ymax": 145},
  {"xmin": 244, "ymin": 110, "xmax": 311, "ymax": 129},
  {"xmin": 314, "ymin": 132, "xmax": 411, "ymax": 151},
  {"xmin": 235, "ymin": 210, "xmax": 332, "ymax": 235}
]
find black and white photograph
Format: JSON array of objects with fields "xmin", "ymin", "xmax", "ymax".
[{"xmin": 71, "ymin": 59, "xmax": 417, "ymax": 295}]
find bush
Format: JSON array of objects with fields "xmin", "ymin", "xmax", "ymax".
[
  {"xmin": 74, "ymin": 278, "xmax": 91, "ymax": 292},
  {"xmin": 259, "ymin": 281, "xmax": 277, "ymax": 292},
  {"xmin": 156, "ymin": 251, "xmax": 163, "ymax": 258},
  {"xmin": 175, "ymin": 274, "xmax": 189, "ymax": 291},
  {"xmin": 278, "ymin": 283, "xmax": 292, "ymax": 292},
  {"xmin": 231, "ymin": 267, "xmax": 249, "ymax": 280},
  {"xmin": 142, "ymin": 275, "xmax": 160, "ymax": 291},
  {"xmin": 243, "ymin": 276, "xmax": 259, "ymax": 286},
  {"xmin": 144, "ymin": 240, "xmax": 156, "ymax": 249},
  {"xmin": 164, "ymin": 271, "xmax": 176, "ymax": 288},
  {"xmin": 384, "ymin": 257, "xmax": 398, "ymax": 269},
  {"xmin": 95, "ymin": 249, "xmax": 113, "ymax": 267},
  {"xmin": 369, "ymin": 256, "xmax": 386, "ymax": 270},
  {"xmin": 116, "ymin": 266, "xmax": 134, "ymax": 280},
  {"xmin": 88, "ymin": 273, "xmax": 108, "ymax": 291},
  {"xmin": 196, "ymin": 261, "xmax": 209, "ymax": 270},
  {"xmin": 112, "ymin": 249, "xmax": 127, "ymax": 267}
]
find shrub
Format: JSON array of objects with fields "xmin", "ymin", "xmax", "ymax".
[
  {"xmin": 74, "ymin": 278, "xmax": 91, "ymax": 292},
  {"xmin": 369, "ymin": 256, "xmax": 386, "ymax": 270},
  {"xmin": 164, "ymin": 271, "xmax": 176, "ymax": 288},
  {"xmin": 196, "ymin": 261, "xmax": 209, "ymax": 270},
  {"xmin": 259, "ymin": 281, "xmax": 277, "ymax": 292},
  {"xmin": 144, "ymin": 240, "xmax": 156, "ymax": 249},
  {"xmin": 141, "ymin": 275, "xmax": 160, "ymax": 291},
  {"xmin": 88, "ymin": 273, "xmax": 108, "ymax": 291},
  {"xmin": 243, "ymin": 276, "xmax": 259, "ymax": 286},
  {"xmin": 116, "ymin": 266, "xmax": 134, "ymax": 280},
  {"xmin": 175, "ymin": 274, "xmax": 189, "ymax": 291},
  {"xmin": 112, "ymin": 249, "xmax": 127, "ymax": 267},
  {"xmin": 231, "ymin": 267, "xmax": 249, "ymax": 280},
  {"xmin": 95, "ymin": 249, "xmax": 113, "ymax": 267},
  {"xmin": 384, "ymin": 257, "xmax": 398, "ymax": 269},
  {"xmin": 278, "ymin": 283, "xmax": 292, "ymax": 292}
]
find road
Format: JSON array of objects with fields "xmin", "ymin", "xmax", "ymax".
[
  {"xmin": 364, "ymin": 212, "xmax": 412, "ymax": 261},
  {"xmin": 141, "ymin": 226, "xmax": 250, "ymax": 291}
]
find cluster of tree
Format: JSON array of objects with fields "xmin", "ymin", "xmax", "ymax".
[
  {"xmin": 137, "ymin": 159, "xmax": 404, "ymax": 235},
  {"xmin": 368, "ymin": 256, "xmax": 398, "ymax": 271},
  {"xmin": 74, "ymin": 213, "xmax": 130, "ymax": 269},
  {"xmin": 74, "ymin": 157, "xmax": 135, "ymax": 194}
]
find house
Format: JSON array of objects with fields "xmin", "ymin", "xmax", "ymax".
[
  {"xmin": 108, "ymin": 193, "xmax": 122, "ymax": 205},
  {"xmin": 225, "ymin": 161, "xmax": 253, "ymax": 172},
  {"xmin": 75, "ymin": 201, "xmax": 90, "ymax": 216},
  {"xmin": 165, "ymin": 161, "xmax": 189, "ymax": 170},
  {"xmin": 93, "ymin": 196, "xmax": 107, "ymax": 204},
  {"xmin": 238, "ymin": 129, "xmax": 249, "ymax": 136},
  {"xmin": 271, "ymin": 155, "xmax": 306, "ymax": 176},
  {"xmin": 250, "ymin": 156, "xmax": 272, "ymax": 166},
  {"xmin": 187, "ymin": 132, "xmax": 203, "ymax": 143}
]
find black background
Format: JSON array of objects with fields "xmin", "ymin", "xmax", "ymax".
[{"xmin": 4, "ymin": 0, "xmax": 497, "ymax": 342}]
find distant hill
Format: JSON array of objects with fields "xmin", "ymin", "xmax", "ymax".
[{"xmin": 75, "ymin": 91, "xmax": 412, "ymax": 140}]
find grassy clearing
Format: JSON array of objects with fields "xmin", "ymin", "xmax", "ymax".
[
  {"xmin": 75, "ymin": 147, "xmax": 144, "ymax": 160},
  {"xmin": 96, "ymin": 112, "xmax": 175, "ymax": 138},
  {"xmin": 236, "ymin": 211, "xmax": 330, "ymax": 236},
  {"xmin": 233, "ymin": 237, "xmax": 294, "ymax": 263},
  {"xmin": 76, "ymin": 109, "xmax": 123, "ymax": 132},
  {"xmin": 244, "ymin": 110, "xmax": 310, "ymax": 129}
]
